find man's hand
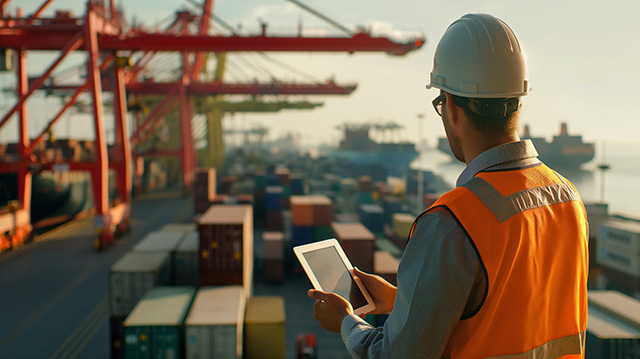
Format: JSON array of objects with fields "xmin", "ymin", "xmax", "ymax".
[
  {"xmin": 307, "ymin": 289, "xmax": 353, "ymax": 333},
  {"xmin": 353, "ymin": 267, "xmax": 397, "ymax": 315}
]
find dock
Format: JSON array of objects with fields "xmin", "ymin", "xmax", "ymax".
[{"xmin": 0, "ymin": 191, "xmax": 351, "ymax": 358}]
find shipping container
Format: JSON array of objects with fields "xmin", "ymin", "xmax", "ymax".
[
  {"xmin": 161, "ymin": 223, "xmax": 197, "ymax": 233},
  {"xmin": 392, "ymin": 213, "xmax": 415, "ymax": 240},
  {"xmin": 244, "ymin": 296, "xmax": 286, "ymax": 359},
  {"xmin": 123, "ymin": 287, "xmax": 196, "ymax": 359},
  {"xmin": 340, "ymin": 178, "xmax": 357, "ymax": 197},
  {"xmin": 133, "ymin": 231, "xmax": 186, "ymax": 253},
  {"xmin": 266, "ymin": 210, "xmax": 283, "ymax": 232},
  {"xmin": 374, "ymin": 250, "xmax": 399, "ymax": 286},
  {"xmin": 290, "ymin": 175, "xmax": 305, "ymax": 195},
  {"xmin": 266, "ymin": 186, "xmax": 283, "ymax": 211},
  {"xmin": 290, "ymin": 196, "xmax": 314, "ymax": 226},
  {"xmin": 264, "ymin": 258, "xmax": 284, "ymax": 283},
  {"xmin": 357, "ymin": 176, "xmax": 373, "ymax": 192},
  {"xmin": 313, "ymin": 226, "xmax": 333, "ymax": 244},
  {"xmin": 263, "ymin": 232, "xmax": 284, "ymax": 260},
  {"xmin": 332, "ymin": 222, "xmax": 375, "ymax": 272},
  {"xmin": 109, "ymin": 251, "xmax": 172, "ymax": 317},
  {"xmin": 292, "ymin": 225, "xmax": 314, "ymax": 246},
  {"xmin": 174, "ymin": 232, "xmax": 199, "ymax": 286},
  {"xmin": 597, "ymin": 244, "xmax": 640, "ymax": 278},
  {"xmin": 359, "ymin": 204, "xmax": 385, "ymax": 234},
  {"xmin": 586, "ymin": 291, "xmax": 640, "ymax": 359},
  {"xmin": 599, "ymin": 220, "xmax": 640, "ymax": 254},
  {"xmin": 198, "ymin": 205, "xmax": 253, "ymax": 297},
  {"xmin": 381, "ymin": 196, "xmax": 403, "ymax": 225},
  {"xmin": 309, "ymin": 196, "xmax": 333, "ymax": 226},
  {"xmin": 111, "ymin": 316, "xmax": 125, "ymax": 359},
  {"xmin": 185, "ymin": 286, "xmax": 245, "ymax": 359},
  {"xmin": 602, "ymin": 266, "xmax": 640, "ymax": 294}
]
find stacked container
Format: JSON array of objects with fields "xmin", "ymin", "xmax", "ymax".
[
  {"xmin": 586, "ymin": 291, "xmax": 640, "ymax": 358},
  {"xmin": 123, "ymin": 287, "xmax": 196, "ymax": 358},
  {"xmin": 254, "ymin": 171, "xmax": 267, "ymax": 226},
  {"xmin": 265, "ymin": 186, "xmax": 283, "ymax": 232},
  {"xmin": 263, "ymin": 232, "xmax": 284, "ymax": 283},
  {"xmin": 290, "ymin": 174, "xmax": 305, "ymax": 195},
  {"xmin": 275, "ymin": 168, "xmax": 291, "ymax": 209},
  {"xmin": 197, "ymin": 205, "xmax": 253, "ymax": 298},
  {"xmin": 357, "ymin": 176, "xmax": 374, "ymax": 204},
  {"xmin": 185, "ymin": 286, "xmax": 245, "ymax": 359},
  {"xmin": 332, "ymin": 222, "xmax": 375, "ymax": 272},
  {"xmin": 193, "ymin": 168, "xmax": 216, "ymax": 214},
  {"xmin": 381, "ymin": 196, "xmax": 403, "ymax": 225},
  {"xmin": 244, "ymin": 296, "xmax": 286, "ymax": 359},
  {"xmin": 109, "ymin": 251, "xmax": 172, "ymax": 358},
  {"xmin": 374, "ymin": 250, "xmax": 399, "ymax": 286},
  {"xmin": 597, "ymin": 220, "xmax": 640, "ymax": 295},
  {"xmin": 290, "ymin": 195, "xmax": 333, "ymax": 246},
  {"xmin": 358, "ymin": 204, "xmax": 385, "ymax": 234},
  {"xmin": 391, "ymin": 213, "xmax": 414, "ymax": 250},
  {"xmin": 133, "ymin": 230, "xmax": 188, "ymax": 282},
  {"xmin": 174, "ymin": 231, "xmax": 199, "ymax": 286}
]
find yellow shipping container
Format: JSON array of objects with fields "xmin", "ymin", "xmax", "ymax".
[
  {"xmin": 244, "ymin": 296, "xmax": 286, "ymax": 359},
  {"xmin": 392, "ymin": 213, "xmax": 415, "ymax": 239}
]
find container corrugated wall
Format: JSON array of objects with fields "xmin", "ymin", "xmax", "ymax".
[
  {"xmin": 123, "ymin": 287, "xmax": 196, "ymax": 359},
  {"xmin": 185, "ymin": 286, "xmax": 245, "ymax": 359}
]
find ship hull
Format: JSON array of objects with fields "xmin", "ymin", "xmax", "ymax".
[{"xmin": 328, "ymin": 149, "xmax": 419, "ymax": 176}]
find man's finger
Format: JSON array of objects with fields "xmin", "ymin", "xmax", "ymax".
[{"xmin": 308, "ymin": 289, "xmax": 327, "ymax": 301}]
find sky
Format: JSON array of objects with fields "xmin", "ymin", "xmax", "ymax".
[{"xmin": 2, "ymin": 0, "xmax": 640, "ymax": 154}]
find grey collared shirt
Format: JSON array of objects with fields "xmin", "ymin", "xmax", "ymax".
[{"xmin": 340, "ymin": 140, "xmax": 540, "ymax": 358}]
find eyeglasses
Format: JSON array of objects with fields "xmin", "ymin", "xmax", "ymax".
[{"xmin": 432, "ymin": 93, "xmax": 446, "ymax": 116}]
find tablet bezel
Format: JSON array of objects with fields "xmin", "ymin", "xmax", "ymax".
[{"xmin": 294, "ymin": 238, "xmax": 376, "ymax": 316}]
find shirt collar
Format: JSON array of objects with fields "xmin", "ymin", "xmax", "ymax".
[{"xmin": 456, "ymin": 139, "xmax": 539, "ymax": 187}]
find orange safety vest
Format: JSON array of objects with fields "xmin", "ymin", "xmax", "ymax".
[{"xmin": 411, "ymin": 163, "xmax": 588, "ymax": 359}]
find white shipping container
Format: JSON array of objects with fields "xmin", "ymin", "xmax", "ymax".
[
  {"xmin": 161, "ymin": 223, "xmax": 197, "ymax": 232},
  {"xmin": 133, "ymin": 231, "xmax": 187, "ymax": 253},
  {"xmin": 109, "ymin": 251, "xmax": 172, "ymax": 317},
  {"xmin": 174, "ymin": 232, "xmax": 199, "ymax": 286},
  {"xmin": 598, "ymin": 244, "xmax": 640, "ymax": 278},
  {"xmin": 598, "ymin": 220, "xmax": 640, "ymax": 254},
  {"xmin": 185, "ymin": 286, "xmax": 245, "ymax": 359}
]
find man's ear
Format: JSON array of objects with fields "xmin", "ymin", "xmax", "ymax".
[{"xmin": 444, "ymin": 92, "xmax": 458, "ymax": 126}]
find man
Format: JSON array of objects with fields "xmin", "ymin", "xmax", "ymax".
[{"xmin": 308, "ymin": 13, "xmax": 589, "ymax": 358}]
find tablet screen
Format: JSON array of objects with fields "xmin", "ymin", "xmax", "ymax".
[{"xmin": 302, "ymin": 246, "xmax": 367, "ymax": 309}]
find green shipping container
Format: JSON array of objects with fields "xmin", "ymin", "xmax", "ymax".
[
  {"xmin": 313, "ymin": 226, "xmax": 333, "ymax": 243},
  {"xmin": 123, "ymin": 287, "xmax": 196, "ymax": 359},
  {"xmin": 357, "ymin": 192, "xmax": 374, "ymax": 204}
]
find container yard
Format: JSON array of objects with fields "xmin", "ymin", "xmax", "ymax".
[{"xmin": 2, "ymin": 1, "xmax": 640, "ymax": 358}]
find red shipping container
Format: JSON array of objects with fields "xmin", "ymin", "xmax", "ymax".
[
  {"xmin": 198, "ymin": 205, "xmax": 253, "ymax": 295},
  {"xmin": 194, "ymin": 168, "xmax": 217, "ymax": 201},
  {"xmin": 357, "ymin": 176, "xmax": 373, "ymax": 192},
  {"xmin": 198, "ymin": 270, "xmax": 243, "ymax": 286},
  {"xmin": 332, "ymin": 222, "xmax": 375, "ymax": 273},
  {"xmin": 310, "ymin": 196, "xmax": 333, "ymax": 226}
]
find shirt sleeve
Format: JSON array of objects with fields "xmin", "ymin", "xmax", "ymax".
[{"xmin": 340, "ymin": 207, "xmax": 482, "ymax": 358}]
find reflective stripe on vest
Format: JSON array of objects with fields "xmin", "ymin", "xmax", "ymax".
[
  {"xmin": 484, "ymin": 331, "xmax": 586, "ymax": 359},
  {"xmin": 462, "ymin": 175, "xmax": 579, "ymax": 223}
]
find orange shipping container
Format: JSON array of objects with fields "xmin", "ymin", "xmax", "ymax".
[{"xmin": 290, "ymin": 196, "xmax": 314, "ymax": 226}]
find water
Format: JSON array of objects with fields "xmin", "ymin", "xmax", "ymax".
[{"xmin": 413, "ymin": 142, "xmax": 640, "ymax": 219}]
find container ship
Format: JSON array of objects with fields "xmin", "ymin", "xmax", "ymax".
[
  {"xmin": 328, "ymin": 122, "xmax": 419, "ymax": 177},
  {"xmin": 437, "ymin": 122, "xmax": 595, "ymax": 167}
]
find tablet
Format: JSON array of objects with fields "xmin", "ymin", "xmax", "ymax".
[{"xmin": 294, "ymin": 238, "xmax": 376, "ymax": 316}]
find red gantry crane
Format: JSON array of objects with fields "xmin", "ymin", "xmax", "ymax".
[{"xmin": 0, "ymin": 0, "xmax": 424, "ymax": 251}]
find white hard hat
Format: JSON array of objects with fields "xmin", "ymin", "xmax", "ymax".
[{"xmin": 426, "ymin": 13, "xmax": 529, "ymax": 98}]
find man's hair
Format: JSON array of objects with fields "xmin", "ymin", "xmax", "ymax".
[{"xmin": 451, "ymin": 95, "xmax": 520, "ymax": 134}]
